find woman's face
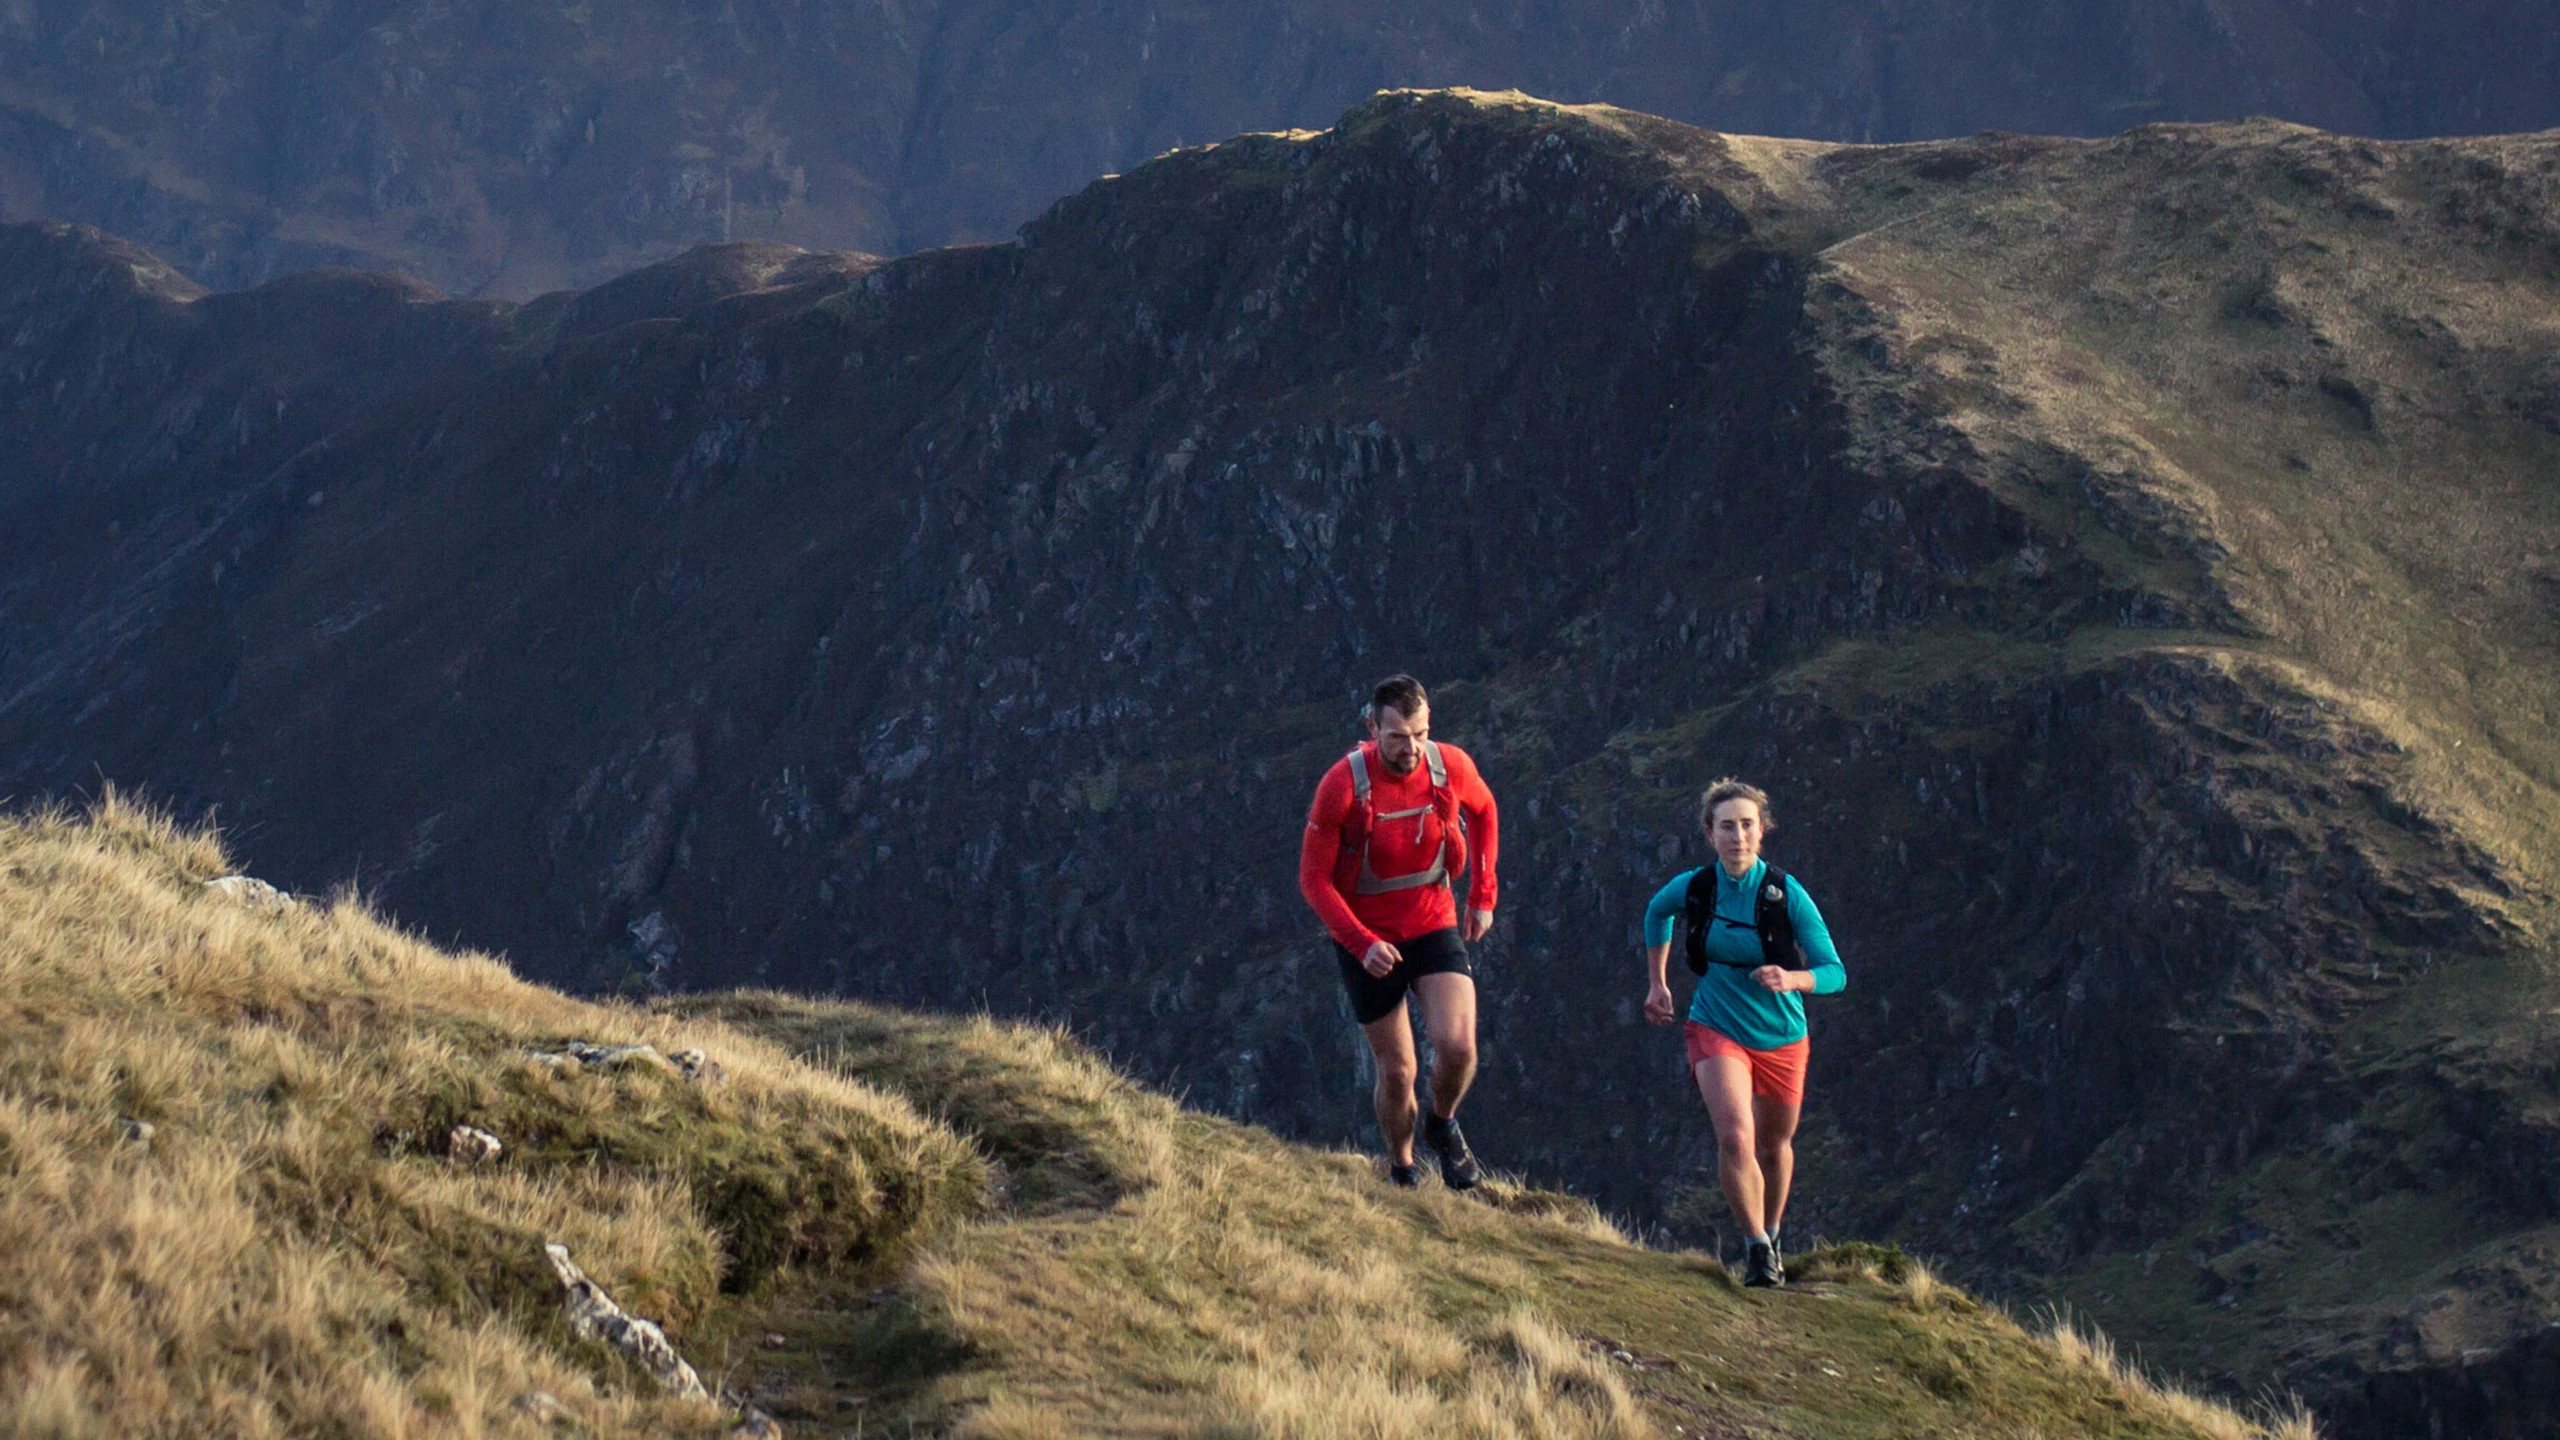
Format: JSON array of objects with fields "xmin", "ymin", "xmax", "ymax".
[{"xmin": 1707, "ymin": 798, "xmax": 1764, "ymax": 874}]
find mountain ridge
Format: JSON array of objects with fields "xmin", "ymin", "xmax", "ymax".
[{"xmin": 6, "ymin": 1, "xmax": 2560, "ymax": 296}]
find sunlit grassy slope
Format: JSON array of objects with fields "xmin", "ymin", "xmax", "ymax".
[
  {"xmin": 0, "ymin": 796, "xmax": 982, "ymax": 1437},
  {"xmin": 700, "ymin": 995, "xmax": 2324, "ymax": 1440},
  {"xmin": 0, "ymin": 799, "xmax": 2304, "ymax": 1438}
]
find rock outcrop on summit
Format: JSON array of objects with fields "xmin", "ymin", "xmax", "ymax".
[
  {"xmin": 3, "ymin": 0, "xmax": 2559, "ymax": 295},
  {"xmin": 4, "ymin": 90, "xmax": 2558, "ymax": 1434}
]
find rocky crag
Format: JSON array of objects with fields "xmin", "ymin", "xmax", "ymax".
[
  {"xmin": 5, "ymin": 1, "xmax": 2560, "ymax": 296},
  {"xmin": 4, "ymin": 90, "xmax": 2559, "ymax": 1434}
]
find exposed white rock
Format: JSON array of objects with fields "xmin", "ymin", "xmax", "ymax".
[
  {"xmin": 201, "ymin": 875, "xmax": 293, "ymax": 913},
  {"xmin": 542, "ymin": 1242, "xmax": 709, "ymax": 1402},
  {"xmin": 540, "ymin": 1244, "xmax": 784, "ymax": 1432},
  {"xmin": 447, "ymin": 1125, "xmax": 503, "ymax": 1165}
]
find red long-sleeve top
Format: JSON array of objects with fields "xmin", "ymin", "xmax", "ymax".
[{"xmin": 1298, "ymin": 740, "xmax": 1500, "ymax": 952}]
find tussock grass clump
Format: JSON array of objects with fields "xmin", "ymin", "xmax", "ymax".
[
  {"xmin": 1792, "ymin": 1240, "xmax": 1922, "ymax": 1286},
  {"xmin": 2039, "ymin": 1311, "xmax": 2321, "ymax": 1440},
  {"xmin": 1793, "ymin": 1242, "xmax": 1975, "ymax": 1315},
  {"xmin": 702, "ymin": 995, "xmax": 1176, "ymax": 1213},
  {"xmin": 0, "ymin": 797, "xmax": 981, "ymax": 1437}
]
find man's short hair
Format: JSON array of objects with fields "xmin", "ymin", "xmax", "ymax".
[
  {"xmin": 1699, "ymin": 777, "xmax": 1775, "ymax": 832},
  {"xmin": 1366, "ymin": 673, "xmax": 1429, "ymax": 724}
]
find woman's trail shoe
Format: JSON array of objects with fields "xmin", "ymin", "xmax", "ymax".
[
  {"xmin": 1743, "ymin": 1239, "xmax": 1785, "ymax": 1288},
  {"xmin": 1421, "ymin": 1114, "xmax": 1482, "ymax": 1191},
  {"xmin": 1388, "ymin": 1162, "xmax": 1422, "ymax": 1189}
]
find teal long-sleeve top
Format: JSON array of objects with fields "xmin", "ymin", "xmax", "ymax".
[{"xmin": 1643, "ymin": 859, "xmax": 1846, "ymax": 1049}]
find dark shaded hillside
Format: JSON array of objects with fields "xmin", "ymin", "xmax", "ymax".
[
  {"xmin": 4, "ymin": 92, "xmax": 2559, "ymax": 1434},
  {"xmin": 5, "ymin": 0, "xmax": 2560, "ymax": 295}
]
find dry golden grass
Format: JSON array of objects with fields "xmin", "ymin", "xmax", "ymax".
[
  {"xmin": 0, "ymin": 795, "xmax": 980, "ymax": 1437},
  {"xmin": 917, "ymin": 1114, "xmax": 1652, "ymax": 1438},
  {"xmin": 700, "ymin": 996, "xmax": 2304, "ymax": 1440},
  {"xmin": 2038, "ymin": 1312, "xmax": 2320, "ymax": 1440},
  {"xmin": 0, "ymin": 799, "xmax": 2303, "ymax": 1438},
  {"xmin": 701, "ymin": 994, "xmax": 1654, "ymax": 1437}
]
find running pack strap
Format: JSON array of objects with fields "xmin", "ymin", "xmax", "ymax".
[
  {"xmin": 1681, "ymin": 864, "xmax": 1799, "ymax": 976},
  {"xmin": 1347, "ymin": 741, "xmax": 1455, "ymax": 895}
]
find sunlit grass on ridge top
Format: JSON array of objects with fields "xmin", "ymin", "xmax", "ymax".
[
  {"xmin": 0, "ymin": 792, "xmax": 979, "ymax": 1437},
  {"xmin": 0, "ymin": 797, "xmax": 2305, "ymax": 1438}
]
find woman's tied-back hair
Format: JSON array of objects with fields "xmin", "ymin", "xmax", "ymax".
[
  {"xmin": 1364, "ymin": 673, "xmax": 1430, "ymax": 725},
  {"xmin": 1699, "ymin": 777, "xmax": 1775, "ymax": 832}
]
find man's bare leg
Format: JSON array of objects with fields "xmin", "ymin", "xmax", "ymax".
[
  {"xmin": 1360, "ymin": 1001, "xmax": 1421, "ymax": 1166},
  {"xmin": 1409, "ymin": 971, "xmax": 1480, "ymax": 1121},
  {"xmin": 1693, "ymin": 1055, "xmax": 1766, "ymax": 1236},
  {"xmin": 1752, "ymin": 1094, "xmax": 1802, "ymax": 1237}
]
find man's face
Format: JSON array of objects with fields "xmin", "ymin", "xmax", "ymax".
[{"xmin": 1369, "ymin": 702, "xmax": 1430, "ymax": 775}]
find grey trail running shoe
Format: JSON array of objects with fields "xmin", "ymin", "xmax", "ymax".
[
  {"xmin": 1421, "ymin": 1113, "xmax": 1482, "ymax": 1191},
  {"xmin": 1387, "ymin": 1162, "xmax": 1421, "ymax": 1189},
  {"xmin": 1743, "ymin": 1238, "xmax": 1785, "ymax": 1288}
]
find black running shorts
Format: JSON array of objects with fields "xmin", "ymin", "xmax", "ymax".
[{"xmin": 1333, "ymin": 926, "xmax": 1472, "ymax": 1025}]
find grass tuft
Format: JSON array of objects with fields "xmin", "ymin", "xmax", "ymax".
[{"xmin": 2037, "ymin": 1308, "xmax": 2321, "ymax": 1440}]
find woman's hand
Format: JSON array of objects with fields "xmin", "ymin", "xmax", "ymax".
[
  {"xmin": 1751, "ymin": 965, "xmax": 1806, "ymax": 994},
  {"xmin": 1644, "ymin": 980, "xmax": 1677, "ymax": 1025}
]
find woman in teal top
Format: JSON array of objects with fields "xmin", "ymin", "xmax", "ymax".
[{"xmin": 1641, "ymin": 778, "xmax": 1845, "ymax": 1287}]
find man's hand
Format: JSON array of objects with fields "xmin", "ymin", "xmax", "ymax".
[
  {"xmin": 1463, "ymin": 907, "xmax": 1494, "ymax": 943},
  {"xmin": 1644, "ymin": 981, "xmax": 1677, "ymax": 1026},
  {"xmin": 1362, "ymin": 939, "xmax": 1404, "ymax": 978},
  {"xmin": 1751, "ymin": 965, "xmax": 1805, "ymax": 994}
]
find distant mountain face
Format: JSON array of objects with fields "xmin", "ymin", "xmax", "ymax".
[
  {"xmin": 5, "ymin": 91, "xmax": 2560, "ymax": 1436},
  {"xmin": 4, "ymin": 0, "xmax": 2560, "ymax": 297}
]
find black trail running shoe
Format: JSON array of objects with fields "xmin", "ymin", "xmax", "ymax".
[
  {"xmin": 1388, "ymin": 1162, "xmax": 1422, "ymax": 1189},
  {"xmin": 1421, "ymin": 1113, "xmax": 1482, "ymax": 1191},
  {"xmin": 1743, "ymin": 1239, "xmax": 1784, "ymax": 1288}
]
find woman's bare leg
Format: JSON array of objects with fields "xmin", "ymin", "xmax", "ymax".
[
  {"xmin": 1751, "ymin": 1094, "xmax": 1802, "ymax": 1236},
  {"xmin": 1693, "ymin": 1054, "xmax": 1765, "ymax": 1235}
]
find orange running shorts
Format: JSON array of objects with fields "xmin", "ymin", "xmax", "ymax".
[{"xmin": 1685, "ymin": 1023, "xmax": 1810, "ymax": 1107}]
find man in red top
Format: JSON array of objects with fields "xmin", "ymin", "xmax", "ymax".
[{"xmin": 1299, "ymin": 673, "xmax": 1500, "ymax": 1189}]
